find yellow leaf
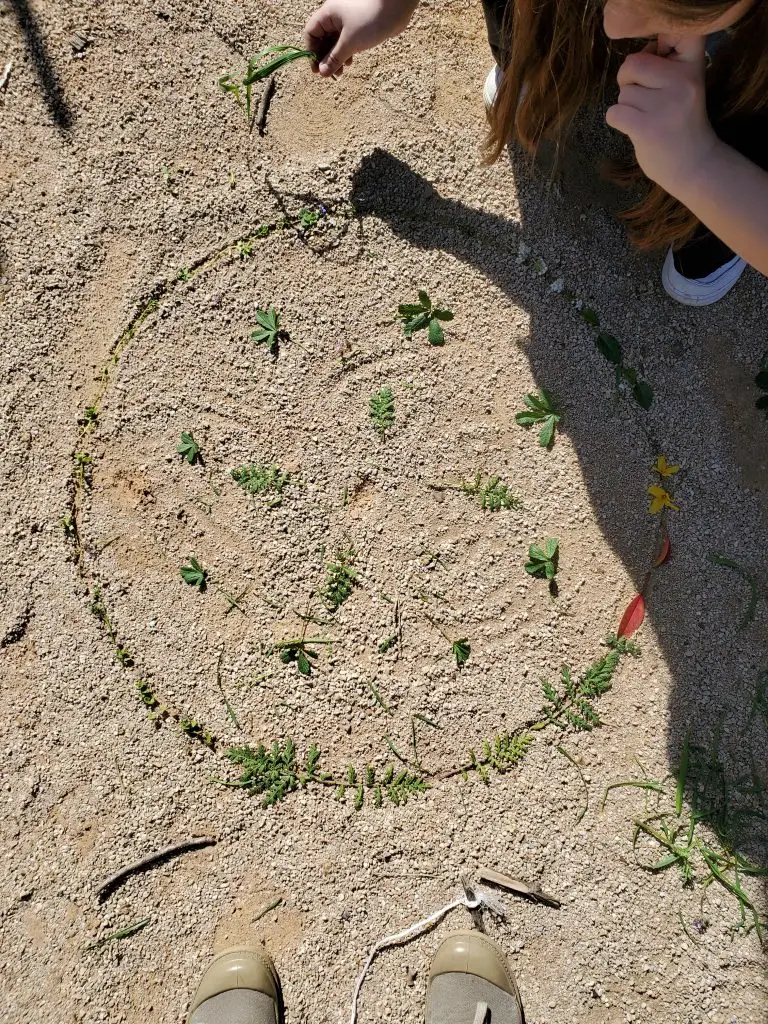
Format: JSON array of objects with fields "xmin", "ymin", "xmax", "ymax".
[{"xmin": 654, "ymin": 455, "xmax": 680, "ymax": 477}]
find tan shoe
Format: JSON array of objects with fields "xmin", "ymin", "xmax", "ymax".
[
  {"xmin": 188, "ymin": 946, "xmax": 282, "ymax": 1024},
  {"xmin": 426, "ymin": 931, "xmax": 523, "ymax": 1024}
]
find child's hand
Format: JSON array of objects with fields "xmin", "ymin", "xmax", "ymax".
[
  {"xmin": 606, "ymin": 37, "xmax": 718, "ymax": 199},
  {"xmin": 303, "ymin": 0, "xmax": 419, "ymax": 77}
]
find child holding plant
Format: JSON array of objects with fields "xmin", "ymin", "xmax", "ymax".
[{"xmin": 302, "ymin": 0, "xmax": 768, "ymax": 306}]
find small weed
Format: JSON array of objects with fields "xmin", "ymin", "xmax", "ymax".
[
  {"xmin": 274, "ymin": 637, "xmax": 331, "ymax": 676},
  {"xmin": 74, "ymin": 452, "xmax": 93, "ymax": 490},
  {"xmin": 540, "ymin": 650, "xmax": 619, "ymax": 731},
  {"xmin": 604, "ymin": 731, "xmax": 768, "ymax": 942},
  {"xmin": 298, "ymin": 207, "xmax": 321, "ymax": 231},
  {"xmin": 458, "ymin": 473, "xmax": 522, "ymax": 511},
  {"xmin": 398, "ymin": 290, "xmax": 454, "ymax": 346},
  {"xmin": 579, "ymin": 306, "xmax": 653, "ymax": 410},
  {"xmin": 515, "ymin": 390, "xmax": 561, "ymax": 448},
  {"xmin": 177, "ymin": 431, "xmax": 201, "ymax": 465},
  {"xmin": 61, "ymin": 514, "xmax": 77, "ymax": 540},
  {"xmin": 79, "ymin": 406, "xmax": 99, "ymax": 431},
  {"xmin": 369, "ymin": 387, "xmax": 395, "ymax": 437},
  {"xmin": 251, "ymin": 307, "xmax": 286, "ymax": 356},
  {"xmin": 708, "ymin": 551, "xmax": 765, "ymax": 627},
  {"xmin": 180, "ymin": 557, "xmax": 207, "ymax": 591},
  {"xmin": 176, "ymin": 267, "xmax": 192, "ymax": 282},
  {"xmin": 180, "ymin": 717, "xmax": 215, "ymax": 747},
  {"xmin": 115, "ymin": 646, "xmax": 134, "ymax": 668},
  {"xmin": 232, "ymin": 464, "xmax": 290, "ymax": 506},
  {"xmin": 425, "ymin": 614, "xmax": 471, "ymax": 668},
  {"xmin": 220, "ymin": 46, "xmax": 317, "ymax": 123},
  {"xmin": 525, "ymin": 538, "xmax": 559, "ymax": 583},
  {"xmin": 321, "ymin": 547, "xmax": 358, "ymax": 612},
  {"xmin": 605, "ymin": 633, "xmax": 642, "ymax": 656}
]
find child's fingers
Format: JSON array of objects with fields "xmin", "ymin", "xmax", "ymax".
[
  {"xmin": 662, "ymin": 34, "xmax": 706, "ymax": 64},
  {"xmin": 605, "ymin": 102, "xmax": 646, "ymax": 138},
  {"xmin": 302, "ymin": 8, "xmax": 342, "ymax": 55},
  {"xmin": 617, "ymin": 51, "xmax": 676, "ymax": 89}
]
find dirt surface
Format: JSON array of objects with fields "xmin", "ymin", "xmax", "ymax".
[{"xmin": 2, "ymin": 1, "xmax": 768, "ymax": 1023}]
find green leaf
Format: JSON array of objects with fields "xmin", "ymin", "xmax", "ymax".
[
  {"xmin": 297, "ymin": 650, "xmax": 311, "ymax": 675},
  {"xmin": 528, "ymin": 545, "xmax": 547, "ymax": 561},
  {"xmin": 579, "ymin": 306, "xmax": 599, "ymax": 328},
  {"xmin": 757, "ymin": 395, "xmax": 768, "ymax": 412},
  {"xmin": 428, "ymin": 318, "xmax": 445, "ymax": 346},
  {"xmin": 433, "ymin": 308, "xmax": 454, "ymax": 322},
  {"xmin": 543, "ymin": 538, "xmax": 559, "ymax": 560},
  {"xmin": 633, "ymin": 380, "xmax": 654, "ymax": 410},
  {"xmin": 398, "ymin": 304, "xmax": 424, "ymax": 316},
  {"xmin": 755, "ymin": 370, "xmax": 768, "ymax": 391},
  {"xmin": 622, "ymin": 365, "xmax": 638, "ymax": 386},
  {"xmin": 402, "ymin": 312, "xmax": 430, "ymax": 336},
  {"xmin": 452, "ymin": 639, "xmax": 471, "ymax": 667},
  {"xmin": 177, "ymin": 431, "xmax": 200, "ymax": 464},
  {"xmin": 523, "ymin": 393, "xmax": 548, "ymax": 412},
  {"xmin": 538, "ymin": 415, "xmax": 556, "ymax": 448},
  {"xmin": 418, "ymin": 289, "xmax": 432, "ymax": 310},
  {"xmin": 515, "ymin": 411, "xmax": 545, "ymax": 426},
  {"xmin": 596, "ymin": 332, "xmax": 622, "ymax": 364},
  {"xmin": 538, "ymin": 388, "xmax": 555, "ymax": 413},
  {"xmin": 180, "ymin": 557, "xmax": 207, "ymax": 591}
]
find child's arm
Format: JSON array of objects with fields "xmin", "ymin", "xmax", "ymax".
[
  {"xmin": 607, "ymin": 36, "xmax": 768, "ymax": 276},
  {"xmin": 303, "ymin": 0, "xmax": 420, "ymax": 77}
]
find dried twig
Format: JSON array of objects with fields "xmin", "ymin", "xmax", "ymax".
[
  {"xmin": 0, "ymin": 60, "xmax": 12, "ymax": 93},
  {"xmin": 477, "ymin": 866, "xmax": 561, "ymax": 908},
  {"xmin": 255, "ymin": 75, "xmax": 275, "ymax": 135},
  {"xmin": 96, "ymin": 836, "xmax": 217, "ymax": 900}
]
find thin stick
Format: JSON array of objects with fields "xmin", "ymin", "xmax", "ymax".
[
  {"xmin": 96, "ymin": 836, "xmax": 217, "ymax": 900},
  {"xmin": 0, "ymin": 60, "xmax": 12, "ymax": 93},
  {"xmin": 87, "ymin": 917, "xmax": 150, "ymax": 950},
  {"xmin": 255, "ymin": 75, "xmax": 275, "ymax": 135},
  {"xmin": 252, "ymin": 896, "xmax": 283, "ymax": 923}
]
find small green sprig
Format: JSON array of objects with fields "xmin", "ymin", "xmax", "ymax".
[
  {"xmin": 398, "ymin": 290, "xmax": 454, "ymax": 346},
  {"xmin": 232, "ymin": 464, "xmax": 290, "ymax": 505},
  {"xmin": 220, "ymin": 46, "xmax": 317, "ymax": 122},
  {"xmin": 579, "ymin": 306, "xmax": 653, "ymax": 410},
  {"xmin": 369, "ymin": 387, "xmax": 395, "ymax": 437},
  {"xmin": 460, "ymin": 473, "xmax": 521, "ymax": 511},
  {"xmin": 540, "ymin": 650, "xmax": 619, "ymax": 731},
  {"xmin": 515, "ymin": 390, "xmax": 561, "ymax": 448},
  {"xmin": 321, "ymin": 547, "xmax": 358, "ymax": 612}
]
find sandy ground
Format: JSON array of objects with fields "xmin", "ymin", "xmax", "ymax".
[{"xmin": 2, "ymin": 1, "xmax": 768, "ymax": 1022}]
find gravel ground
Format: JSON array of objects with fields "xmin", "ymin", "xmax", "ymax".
[{"xmin": 1, "ymin": 1, "xmax": 767, "ymax": 1023}]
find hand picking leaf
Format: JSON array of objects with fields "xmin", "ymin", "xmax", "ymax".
[
  {"xmin": 177, "ymin": 431, "xmax": 200, "ymax": 465},
  {"xmin": 180, "ymin": 557, "xmax": 207, "ymax": 591}
]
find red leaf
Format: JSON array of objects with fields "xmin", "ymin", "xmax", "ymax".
[
  {"xmin": 653, "ymin": 533, "xmax": 671, "ymax": 568},
  {"xmin": 617, "ymin": 593, "xmax": 645, "ymax": 638}
]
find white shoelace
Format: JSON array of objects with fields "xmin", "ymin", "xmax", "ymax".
[
  {"xmin": 348, "ymin": 883, "xmax": 506, "ymax": 1024},
  {"xmin": 472, "ymin": 1002, "xmax": 490, "ymax": 1024}
]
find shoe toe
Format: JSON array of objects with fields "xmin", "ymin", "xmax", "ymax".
[
  {"xmin": 189, "ymin": 947, "xmax": 280, "ymax": 1018},
  {"xmin": 429, "ymin": 930, "xmax": 516, "ymax": 994}
]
